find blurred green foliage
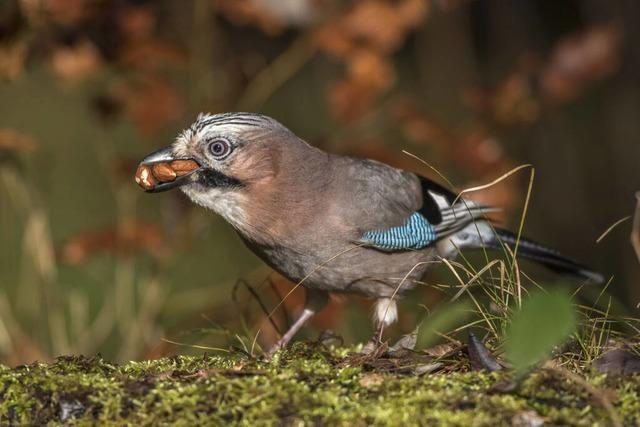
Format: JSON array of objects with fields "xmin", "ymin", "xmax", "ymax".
[{"xmin": 506, "ymin": 289, "xmax": 577, "ymax": 376}]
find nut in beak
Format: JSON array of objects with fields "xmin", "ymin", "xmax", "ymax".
[{"xmin": 135, "ymin": 159, "xmax": 200, "ymax": 193}]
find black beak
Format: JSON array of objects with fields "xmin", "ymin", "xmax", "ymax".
[{"xmin": 137, "ymin": 146, "xmax": 201, "ymax": 193}]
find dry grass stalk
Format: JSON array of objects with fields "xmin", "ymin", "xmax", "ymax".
[{"xmin": 632, "ymin": 192, "xmax": 640, "ymax": 264}]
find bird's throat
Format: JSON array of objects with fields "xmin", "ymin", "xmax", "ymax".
[{"xmin": 196, "ymin": 168, "xmax": 244, "ymax": 189}]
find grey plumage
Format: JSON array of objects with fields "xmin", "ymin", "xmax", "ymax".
[{"xmin": 137, "ymin": 112, "xmax": 604, "ymax": 354}]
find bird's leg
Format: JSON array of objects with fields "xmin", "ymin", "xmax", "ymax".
[
  {"xmin": 362, "ymin": 322, "xmax": 384, "ymax": 354},
  {"xmin": 267, "ymin": 288, "xmax": 328, "ymax": 356},
  {"xmin": 362, "ymin": 297, "xmax": 398, "ymax": 354}
]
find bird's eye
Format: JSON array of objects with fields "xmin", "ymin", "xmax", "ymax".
[{"xmin": 208, "ymin": 139, "xmax": 232, "ymax": 159}]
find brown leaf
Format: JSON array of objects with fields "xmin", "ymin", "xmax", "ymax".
[
  {"xmin": 59, "ymin": 221, "xmax": 169, "ymax": 265},
  {"xmin": 118, "ymin": 4, "xmax": 156, "ymax": 42},
  {"xmin": 342, "ymin": 0, "xmax": 427, "ymax": 53},
  {"xmin": 118, "ymin": 40, "xmax": 187, "ymax": 70},
  {"xmin": 423, "ymin": 341, "xmax": 462, "ymax": 358},
  {"xmin": 0, "ymin": 129, "xmax": 36, "ymax": 152},
  {"xmin": 328, "ymin": 78, "xmax": 377, "ymax": 123},
  {"xmin": 541, "ymin": 26, "xmax": 621, "ymax": 101},
  {"xmin": 214, "ymin": 0, "xmax": 284, "ymax": 36},
  {"xmin": 594, "ymin": 348, "xmax": 640, "ymax": 376},
  {"xmin": 473, "ymin": 71, "xmax": 540, "ymax": 125},
  {"xmin": 328, "ymin": 49, "xmax": 395, "ymax": 122},
  {"xmin": 0, "ymin": 42, "xmax": 27, "ymax": 80},
  {"xmin": 314, "ymin": 24, "xmax": 357, "ymax": 59},
  {"xmin": 468, "ymin": 331, "xmax": 502, "ymax": 372},
  {"xmin": 50, "ymin": 39, "xmax": 102, "ymax": 81},
  {"xmin": 44, "ymin": 0, "xmax": 91, "ymax": 26},
  {"xmin": 118, "ymin": 75, "xmax": 185, "ymax": 136},
  {"xmin": 347, "ymin": 49, "xmax": 395, "ymax": 91}
]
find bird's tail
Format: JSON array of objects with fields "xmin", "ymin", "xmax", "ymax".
[{"xmin": 486, "ymin": 228, "xmax": 605, "ymax": 284}]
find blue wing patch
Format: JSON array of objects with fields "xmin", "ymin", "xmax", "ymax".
[{"xmin": 360, "ymin": 212, "xmax": 438, "ymax": 251}]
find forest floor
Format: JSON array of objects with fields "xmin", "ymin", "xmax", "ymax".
[{"xmin": 1, "ymin": 342, "xmax": 638, "ymax": 426}]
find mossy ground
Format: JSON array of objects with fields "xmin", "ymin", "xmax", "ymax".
[{"xmin": 1, "ymin": 343, "xmax": 638, "ymax": 426}]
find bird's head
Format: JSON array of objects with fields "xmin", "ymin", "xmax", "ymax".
[{"xmin": 135, "ymin": 113, "xmax": 296, "ymax": 228}]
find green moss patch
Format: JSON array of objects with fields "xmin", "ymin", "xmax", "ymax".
[{"xmin": 1, "ymin": 344, "xmax": 639, "ymax": 426}]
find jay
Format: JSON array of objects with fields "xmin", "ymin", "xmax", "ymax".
[{"xmin": 135, "ymin": 113, "xmax": 603, "ymax": 354}]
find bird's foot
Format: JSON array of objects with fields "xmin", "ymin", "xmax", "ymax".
[
  {"xmin": 265, "ymin": 340, "xmax": 286, "ymax": 358},
  {"xmin": 361, "ymin": 337, "xmax": 386, "ymax": 355}
]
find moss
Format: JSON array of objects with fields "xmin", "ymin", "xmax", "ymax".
[{"xmin": 1, "ymin": 344, "xmax": 638, "ymax": 426}]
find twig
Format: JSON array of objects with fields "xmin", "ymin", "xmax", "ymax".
[
  {"xmin": 596, "ymin": 216, "xmax": 631, "ymax": 243},
  {"xmin": 236, "ymin": 36, "xmax": 316, "ymax": 111},
  {"xmin": 233, "ymin": 279, "xmax": 282, "ymax": 336},
  {"xmin": 267, "ymin": 243, "xmax": 366, "ymax": 320},
  {"xmin": 452, "ymin": 164, "xmax": 533, "ymax": 206},
  {"xmin": 266, "ymin": 276, "xmax": 291, "ymax": 329},
  {"xmin": 631, "ymin": 192, "xmax": 640, "ymax": 264},
  {"xmin": 162, "ymin": 337, "xmax": 230, "ymax": 352}
]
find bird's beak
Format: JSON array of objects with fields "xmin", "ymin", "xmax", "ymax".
[{"xmin": 135, "ymin": 146, "xmax": 201, "ymax": 193}]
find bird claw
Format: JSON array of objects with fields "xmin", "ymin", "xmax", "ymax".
[
  {"xmin": 265, "ymin": 338, "xmax": 287, "ymax": 359},
  {"xmin": 361, "ymin": 338, "xmax": 386, "ymax": 355}
]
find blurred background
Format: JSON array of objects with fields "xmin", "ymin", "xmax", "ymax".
[{"xmin": 0, "ymin": 0, "xmax": 638, "ymax": 365}]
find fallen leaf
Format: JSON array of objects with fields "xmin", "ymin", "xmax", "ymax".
[
  {"xmin": 413, "ymin": 362, "xmax": 442, "ymax": 375},
  {"xmin": 389, "ymin": 328, "xmax": 418, "ymax": 355},
  {"xmin": 594, "ymin": 348, "xmax": 640, "ymax": 376},
  {"xmin": 422, "ymin": 341, "xmax": 462, "ymax": 358},
  {"xmin": 468, "ymin": 331, "xmax": 502, "ymax": 372}
]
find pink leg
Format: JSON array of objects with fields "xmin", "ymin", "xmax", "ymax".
[{"xmin": 267, "ymin": 289, "xmax": 328, "ymax": 356}]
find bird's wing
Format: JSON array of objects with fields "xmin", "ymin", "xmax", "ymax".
[{"xmin": 355, "ymin": 173, "xmax": 498, "ymax": 252}]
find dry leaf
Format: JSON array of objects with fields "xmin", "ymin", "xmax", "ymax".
[
  {"xmin": 44, "ymin": 0, "xmax": 90, "ymax": 26},
  {"xmin": 119, "ymin": 5, "xmax": 156, "ymax": 42},
  {"xmin": 0, "ymin": 129, "xmax": 36, "ymax": 152},
  {"xmin": 468, "ymin": 332, "xmax": 502, "ymax": 372},
  {"xmin": 214, "ymin": 0, "xmax": 284, "ymax": 35},
  {"xmin": 347, "ymin": 49, "xmax": 395, "ymax": 91},
  {"xmin": 423, "ymin": 341, "xmax": 462, "ymax": 358},
  {"xmin": 50, "ymin": 39, "xmax": 102, "ymax": 81},
  {"xmin": 59, "ymin": 222, "xmax": 168, "ymax": 265},
  {"xmin": 0, "ymin": 42, "xmax": 27, "ymax": 80},
  {"xmin": 118, "ymin": 75, "xmax": 185, "ymax": 136},
  {"xmin": 594, "ymin": 348, "xmax": 640, "ymax": 376},
  {"xmin": 541, "ymin": 26, "xmax": 620, "ymax": 101}
]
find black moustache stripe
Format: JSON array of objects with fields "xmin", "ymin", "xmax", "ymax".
[{"xmin": 197, "ymin": 168, "xmax": 244, "ymax": 189}]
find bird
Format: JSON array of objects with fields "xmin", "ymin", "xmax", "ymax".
[{"xmin": 135, "ymin": 112, "xmax": 604, "ymax": 355}]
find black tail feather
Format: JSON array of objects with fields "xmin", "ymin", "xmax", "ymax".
[{"xmin": 487, "ymin": 228, "xmax": 604, "ymax": 284}]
